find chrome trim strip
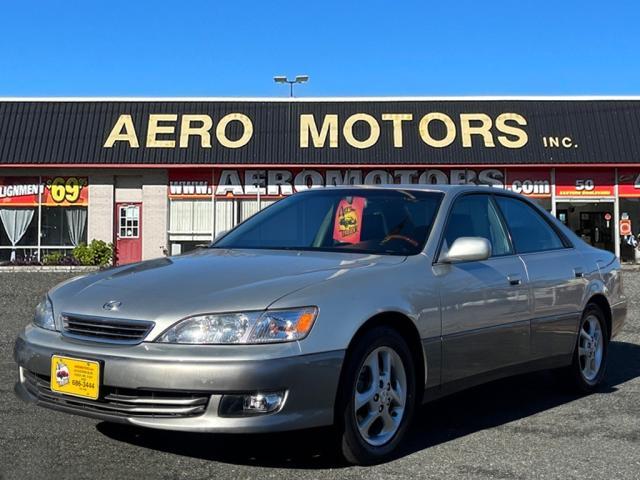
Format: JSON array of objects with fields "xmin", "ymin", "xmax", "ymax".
[
  {"xmin": 23, "ymin": 370, "xmax": 209, "ymax": 417},
  {"xmin": 103, "ymin": 393, "xmax": 208, "ymax": 406}
]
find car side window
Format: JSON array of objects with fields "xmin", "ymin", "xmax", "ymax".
[
  {"xmin": 442, "ymin": 194, "xmax": 512, "ymax": 257},
  {"xmin": 494, "ymin": 195, "xmax": 564, "ymax": 254}
]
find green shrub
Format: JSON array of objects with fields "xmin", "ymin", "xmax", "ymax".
[
  {"xmin": 41, "ymin": 252, "xmax": 80, "ymax": 266},
  {"xmin": 72, "ymin": 243, "xmax": 92, "ymax": 265},
  {"xmin": 42, "ymin": 252, "xmax": 63, "ymax": 265},
  {"xmin": 72, "ymin": 240, "xmax": 114, "ymax": 267}
]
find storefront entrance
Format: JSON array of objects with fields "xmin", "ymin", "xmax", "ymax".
[
  {"xmin": 114, "ymin": 202, "xmax": 142, "ymax": 265},
  {"xmin": 556, "ymin": 201, "xmax": 615, "ymax": 252}
]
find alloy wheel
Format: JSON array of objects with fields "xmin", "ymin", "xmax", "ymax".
[
  {"xmin": 354, "ymin": 346, "xmax": 408, "ymax": 446},
  {"xmin": 578, "ymin": 314, "xmax": 604, "ymax": 382}
]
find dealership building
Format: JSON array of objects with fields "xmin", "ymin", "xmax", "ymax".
[{"xmin": 1, "ymin": 97, "xmax": 640, "ymax": 265}]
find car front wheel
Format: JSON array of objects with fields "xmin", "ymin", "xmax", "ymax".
[{"xmin": 337, "ymin": 326, "xmax": 417, "ymax": 465}]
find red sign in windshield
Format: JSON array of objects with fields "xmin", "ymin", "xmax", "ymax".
[{"xmin": 333, "ymin": 197, "xmax": 366, "ymax": 244}]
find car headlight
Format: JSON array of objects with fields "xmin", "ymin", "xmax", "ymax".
[
  {"xmin": 33, "ymin": 295, "xmax": 56, "ymax": 331},
  {"xmin": 156, "ymin": 307, "xmax": 318, "ymax": 344}
]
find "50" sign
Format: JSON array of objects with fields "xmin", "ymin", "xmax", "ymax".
[
  {"xmin": 574, "ymin": 179, "xmax": 595, "ymax": 191},
  {"xmin": 555, "ymin": 170, "xmax": 614, "ymax": 197}
]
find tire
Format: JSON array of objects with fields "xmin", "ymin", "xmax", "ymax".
[
  {"xmin": 566, "ymin": 303, "xmax": 609, "ymax": 393},
  {"xmin": 336, "ymin": 326, "xmax": 417, "ymax": 465}
]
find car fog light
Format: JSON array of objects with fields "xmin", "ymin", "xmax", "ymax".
[
  {"xmin": 218, "ymin": 391, "xmax": 286, "ymax": 417},
  {"xmin": 243, "ymin": 392, "xmax": 284, "ymax": 413}
]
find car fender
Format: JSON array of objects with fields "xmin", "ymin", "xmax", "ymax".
[
  {"xmin": 270, "ymin": 255, "xmax": 439, "ymax": 357},
  {"xmin": 581, "ymin": 249, "xmax": 626, "ymax": 309}
]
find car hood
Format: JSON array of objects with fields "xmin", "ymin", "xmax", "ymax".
[{"xmin": 50, "ymin": 248, "xmax": 405, "ymax": 335}]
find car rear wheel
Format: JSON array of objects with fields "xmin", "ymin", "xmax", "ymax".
[
  {"xmin": 337, "ymin": 326, "xmax": 417, "ymax": 465},
  {"xmin": 567, "ymin": 303, "xmax": 609, "ymax": 392}
]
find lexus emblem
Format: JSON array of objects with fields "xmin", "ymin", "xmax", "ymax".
[{"xmin": 103, "ymin": 300, "xmax": 122, "ymax": 311}]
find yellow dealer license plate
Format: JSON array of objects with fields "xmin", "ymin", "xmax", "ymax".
[{"xmin": 50, "ymin": 355, "xmax": 100, "ymax": 400}]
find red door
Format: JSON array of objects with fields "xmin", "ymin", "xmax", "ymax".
[{"xmin": 115, "ymin": 203, "xmax": 142, "ymax": 265}]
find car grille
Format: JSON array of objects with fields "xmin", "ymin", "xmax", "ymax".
[
  {"xmin": 61, "ymin": 314, "xmax": 154, "ymax": 344},
  {"xmin": 23, "ymin": 370, "xmax": 210, "ymax": 418}
]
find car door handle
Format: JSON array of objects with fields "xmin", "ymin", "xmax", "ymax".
[
  {"xmin": 507, "ymin": 275, "xmax": 522, "ymax": 286},
  {"xmin": 574, "ymin": 268, "xmax": 584, "ymax": 278}
]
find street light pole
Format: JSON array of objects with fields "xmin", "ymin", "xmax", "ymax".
[{"xmin": 273, "ymin": 75, "xmax": 309, "ymax": 97}]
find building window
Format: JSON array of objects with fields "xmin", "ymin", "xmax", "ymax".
[
  {"xmin": 118, "ymin": 205, "xmax": 140, "ymax": 238},
  {"xmin": 169, "ymin": 199, "xmax": 213, "ymax": 240},
  {"xmin": 0, "ymin": 176, "xmax": 88, "ymax": 263},
  {"xmin": 0, "ymin": 208, "xmax": 38, "ymax": 261},
  {"xmin": 40, "ymin": 206, "xmax": 88, "ymax": 247}
]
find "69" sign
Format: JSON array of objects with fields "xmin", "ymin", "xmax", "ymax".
[{"xmin": 45, "ymin": 177, "xmax": 88, "ymax": 204}]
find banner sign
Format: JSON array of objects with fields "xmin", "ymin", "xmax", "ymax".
[
  {"xmin": 555, "ymin": 169, "xmax": 614, "ymax": 197},
  {"xmin": 504, "ymin": 169, "xmax": 551, "ymax": 197},
  {"xmin": 618, "ymin": 169, "xmax": 640, "ymax": 197},
  {"xmin": 0, "ymin": 177, "xmax": 42, "ymax": 205},
  {"xmin": 44, "ymin": 176, "xmax": 89, "ymax": 206},
  {"xmin": 0, "ymin": 176, "xmax": 88, "ymax": 206},
  {"xmin": 169, "ymin": 168, "xmax": 509, "ymax": 199},
  {"xmin": 168, "ymin": 170, "xmax": 213, "ymax": 199}
]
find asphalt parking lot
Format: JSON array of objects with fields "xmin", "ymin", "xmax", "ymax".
[{"xmin": 1, "ymin": 271, "xmax": 639, "ymax": 480}]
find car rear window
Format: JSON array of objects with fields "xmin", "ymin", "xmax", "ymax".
[{"xmin": 494, "ymin": 195, "xmax": 565, "ymax": 253}]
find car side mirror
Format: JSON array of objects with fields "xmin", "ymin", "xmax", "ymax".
[{"xmin": 441, "ymin": 237, "xmax": 491, "ymax": 263}]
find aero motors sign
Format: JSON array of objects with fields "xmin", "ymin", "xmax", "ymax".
[
  {"xmin": 169, "ymin": 168, "xmax": 505, "ymax": 199},
  {"xmin": 555, "ymin": 169, "xmax": 614, "ymax": 197},
  {"xmin": 169, "ymin": 168, "xmax": 553, "ymax": 199},
  {"xmin": 504, "ymin": 169, "xmax": 551, "ymax": 198},
  {"xmin": 5, "ymin": 100, "xmax": 640, "ymax": 167},
  {"xmin": 105, "ymin": 111, "xmax": 528, "ymax": 151}
]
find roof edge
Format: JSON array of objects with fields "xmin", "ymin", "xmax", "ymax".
[{"xmin": 2, "ymin": 95, "xmax": 640, "ymax": 102}]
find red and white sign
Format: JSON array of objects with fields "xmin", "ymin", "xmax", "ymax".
[
  {"xmin": 620, "ymin": 218, "xmax": 632, "ymax": 236},
  {"xmin": 555, "ymin": 169, "xmax": 614, "ymax": 197},
  {"xmin": 168, "ymin": 168, "xmax": 510, "ymax": 199},
  {"xmin": 617, "ymin": 169, "xmax": 640, "ymax": 197},
  {"xmin": 0, "ymin": 177, "xmax": 42, "ymax": 205},
  {"xmin": 505, "ymin": 169, "xmax": 551, "ymax": 197},
  {"xmin": 168, "ymin": 170, "xmax": 213, "ymax": 199},
  {"xmin": 0, "ymin": 176, "xmax": 89, "ymax": 206},
  {"xmin": 333, "ymin": 196, "xmax": 366, "ymax": 244}
]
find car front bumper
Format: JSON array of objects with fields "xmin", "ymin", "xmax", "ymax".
[{"xmin": 14, "ymin": 325, "xmax": 345, "ymax": 433}]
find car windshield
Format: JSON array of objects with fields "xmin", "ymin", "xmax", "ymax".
[{"xmin": 212, "ymin": 189, "xmax": 443, "ymax": 255}]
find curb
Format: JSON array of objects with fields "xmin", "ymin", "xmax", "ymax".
[
  {"xmin": 622, "ymin": 264, "xmax": 640, "ymax": 271},
  {"xmin": 0, "ymin": 266, "xmax": 101, "ymax": 273}
]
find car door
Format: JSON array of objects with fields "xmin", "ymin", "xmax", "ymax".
[
  {"xmin": 435, "ymin": 193, "xmax": 531, "ymax": 384},
  {"xmin": 493, "ymin": 195, "xmax": 584, "ymax": 360}
]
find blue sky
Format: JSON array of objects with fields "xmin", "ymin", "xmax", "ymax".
[{"xmin": 0, "ymin": 1, "xmax": 638, "ymax": 96}]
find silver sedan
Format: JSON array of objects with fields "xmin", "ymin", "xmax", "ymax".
[{"xmin": 14, "ymin": 185, "xmax": 627, "ymax": 464}]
